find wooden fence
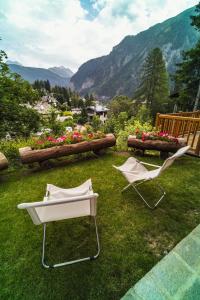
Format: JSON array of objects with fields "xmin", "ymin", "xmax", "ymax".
[
  {"xmin": 155, "ymin": 113, "xmax": 200, "ymax": 156},
  {"xmin": 168, "ymin": 111, "xmax": 200, "ymax": 118}
]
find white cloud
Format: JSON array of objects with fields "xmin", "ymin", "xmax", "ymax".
[{"xmin": 0, "ymin": 0, "xmax": 198, "ymax": 71}]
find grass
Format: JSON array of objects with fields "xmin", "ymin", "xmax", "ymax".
[{"xmin": 0, "ymin": 151, "xmax": 199, "ymax": 300}]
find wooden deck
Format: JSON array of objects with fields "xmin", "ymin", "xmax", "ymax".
[{"xmin": 155, "ymin": 112, "xmax": 200, "ymax": 156}]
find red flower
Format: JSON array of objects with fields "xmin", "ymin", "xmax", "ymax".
[
  {"xmin": 36, "ymin": 140, "xmax": 44, "ymax": 145},
  {"xmin": 141, "ymin": 132, "xmax": 146, "ymax": 142},
  {"xmin": 88, "ymin": 133, "xmax": 93, "ymax": 139}
]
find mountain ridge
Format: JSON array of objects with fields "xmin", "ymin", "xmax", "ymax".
[
  {"xmin": 48, "ymin": 66, "xmax": 74, "ymax": 78},
  {"xmin": 8, "ymin": 63, "xmax": 73, "ymax": 87},
  {"xmin": 70, "ymin": 6, "xmax": 199, "ymax": 98}
]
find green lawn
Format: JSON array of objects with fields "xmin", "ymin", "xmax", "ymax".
[{"xmin": 0, "ymin": 151, "xmax": 199, "ymax": 300}]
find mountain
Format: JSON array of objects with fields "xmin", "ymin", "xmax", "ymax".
[
  {"xmin": 70, "ymin": 6, "xmax": 200, "ymax": 98},
  {"xmin": 8, "ymin": 64, "xmax": 73, "ymax": 87},
  {"xmin": 6, "ymin": 60, "xmax": 22, "ymax": 66},
  {"xmin": 48, "ymin": 66, "xmax": 74, "ymax": 78}
]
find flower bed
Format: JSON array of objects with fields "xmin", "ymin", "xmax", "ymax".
[
  {"xmin": 135, "ymin": 130, "xmax": 179, "ymax": 144},
  {"xmin": 19, "ymin": 133, "xmax": 116, "ymax": 164},
  {"xmin": 128, "ymin": 130, "xmax": 186, "ymax": 154},
  {"xmin": 31, "ymin": 131, "xmax": 106, "ymax": 150}
]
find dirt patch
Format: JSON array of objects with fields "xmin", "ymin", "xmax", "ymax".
[
  {"xmin": 144, "ymin": 233, "xmax": 175, "ymax": 258},
  {"xmin": 184, "ymin": 209, "xmax": 200, "ymax": 226}
]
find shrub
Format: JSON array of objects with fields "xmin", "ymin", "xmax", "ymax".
[
  {"xmin": 0, "ymin": 138, "xmax": 32, "ymax": 164},
  {"xmin": 63, "ymin": 118, "xmax": 75, "ymax": 129},
  {"xmin": 135, "ymin": 105, "xmax": 152, "ymax": 124},
  {"xmin": 62, "ymin": 111, "xmax": 73, "ymax": 117},
  {"xmin": 91, "ymin": 115, "xmax": 101, "ymax": 132},
  {"xmin": 46, "ymin": 110, "xmax": 65, "ymax": 136},
  {"xmin": 116, "ymin": 119, "xmax": 153, "ymax": 151}
]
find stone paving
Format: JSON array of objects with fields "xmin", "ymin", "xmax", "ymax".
[{"xmin": 122, "ymin": 225, "xmax": 200, "ymax": 300}]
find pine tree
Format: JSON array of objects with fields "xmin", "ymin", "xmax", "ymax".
[
  {"xmin": 191, "ymin": 2, "xmax": 200, "ymax": 31},
  {"xmin": 175, "ymin": 42, "xmax": 200, "ymax": 111},
  {"xmin": 45, "ymin": 80, "xmax": 51, "ymax": 92},
  {"xmin": 135, "ymin": 48, "xmax": 169, "ymax": 118},
  {"xmin": 175, "ymin": 2, "xmax": 200, "ymax": 111}
]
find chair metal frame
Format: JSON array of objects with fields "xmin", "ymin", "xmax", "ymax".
[
  {"xmin": 42, "ymin": 216, "xmax": 100, "ymax": 269},
  {"xmin": 116, "ymin": 145, "xmax": 190, "ymax": 209},
  {"xmin": 18, "ymin": 193, "xmax": 100, "ymax": 269},
  {"xmin": 120, "ymin": 161, "xmax": 166, "ymax": 209}
]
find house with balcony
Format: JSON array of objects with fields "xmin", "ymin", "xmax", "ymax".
[{"xmin": 87, "ymin": 103, "xmax": 109, "ymax": 123}]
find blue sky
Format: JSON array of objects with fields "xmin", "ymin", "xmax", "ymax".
[{"xmin": 0, "ymin": 0, "xmax": 198, "ymax": 71}]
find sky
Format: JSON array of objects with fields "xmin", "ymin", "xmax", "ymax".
[{"xmin": 0, "ymin": 0, "xmax": 198, "ymax": 72}]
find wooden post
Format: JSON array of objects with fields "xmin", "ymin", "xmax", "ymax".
[
  {"xmin": 195, "ymin": 133, "xmax": 200, "ymax": 155},
  {"xmin": 193, "ymin": 81, "xmax": 200, "ymax": 112},
  {"xmin": 155, "ymin": 113, "xmax": 160, "ymax": 129}
]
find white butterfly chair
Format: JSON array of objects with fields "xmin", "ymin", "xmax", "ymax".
[
  {"xmin": 113, "ymin": 146, "xmax": 190, "ymax": 209},
  {"xmin": 17, "ymin": 179, "xmax": 100, "ymax": 268}
]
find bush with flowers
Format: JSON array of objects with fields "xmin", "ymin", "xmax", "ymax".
[
  {"xmin": 115, "ymin": 119, "xmax": 153, "ymax": 151},
  {"xmin": 134, "ymin": 130, "xmax": 179, "ymax": 144},
  {"xmin": 31, "ymin": 131, "xmax": 106, "ymax": 150}
]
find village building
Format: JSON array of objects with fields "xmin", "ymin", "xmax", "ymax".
[
  {"xmin": 34, "ymin": 95, "xmax": 58, "ymax": 115},
  {"xmin": 87, "ymin": 104, "xmax": 109, "ymax": 123}
]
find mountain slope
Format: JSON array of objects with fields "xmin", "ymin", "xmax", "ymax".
[
  {"xmin": 8, "ymin": 64, "xmax": 71, "ymax": 87},
  {"xmin": 70, "ymin": 6, "xmax": 200, "ymax": 98},
  {"xmin": 48, "ymin": 66, "xmax": 74, "ymax": 78}
]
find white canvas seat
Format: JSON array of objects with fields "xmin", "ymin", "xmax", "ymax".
[
  {"xmin": 113, "ymin": 146, "xmax": 190, "ymax": 209},
  {"xmin": 18, "ymin": 179, "xmax": 100, "ymax": 268}
]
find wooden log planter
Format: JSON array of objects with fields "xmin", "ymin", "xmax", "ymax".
[
  {"xmin": 19, "ymin": 134, "xmax": 116, "ymax": 165},
  {"xmin": 0, "ymin": 152, "xmax": 9, "ymax": 170},
  {"xmin": 128, "ymin": 135, "xmax": 186, "ymax": 156}
]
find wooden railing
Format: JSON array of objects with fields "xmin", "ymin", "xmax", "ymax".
[
  {"xmin": 168, "ymin": 111, "xmax": 200, "ymax": 118},
  {"xmin": 155, "ymin": 113, "xmax": 200, "ymax": 156}
]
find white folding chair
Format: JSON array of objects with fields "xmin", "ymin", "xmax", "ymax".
[
  {"xmin": 113, "ymin": 146, "xmax": 190, "ymax": 209},
  {"xmin": 17, "ymin": 179, "xmax": 100, "ymax": 268}
]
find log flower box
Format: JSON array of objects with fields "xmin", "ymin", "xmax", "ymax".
[
  {"xmin": 19, "ymin": 133, "xmax": 116, "ymax": 164},
  {"xmin": 128, "ymin": 131, "xmax": 186, "ymax": 155},
  {"xmin": 0, "ymin": 152, "xmax": 9, "ymax": 170}
]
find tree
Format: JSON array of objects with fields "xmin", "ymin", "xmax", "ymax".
[
  {"xmin": 91, "ymin": 115, "xmax": 101, "ymax": 132},
  {"xmin": 0, "ymin": 48, "xmax": 41, "ymax": 138},
  {"xmin": 78, "ymin": 107, "xmax": 88, "ymax": 125},
  {"xmin": 118, "ymin": 112, "xmax": 128, "ymax": 130},
  {"xmin": 85, "ymin": 93, "xmax": 95, "ymax": 107},
  {"xmin": 44, "ymin": 80, "xmax": 51, "ymax": 92},
  {"xmin": 135, "ymin": 48, "xmax": 169, "ymax": 118},
  {"xmin": 109, "ymin": 95, "xmax": 134, "ymax": 117},
  {"xmin": 135, "ymin": 105, "xmax": 152, "ymax": 124},
  {"xmin": 174, "ymin": 2, "xmax": 200, "ymax": 111},
  {"xmin": 175, "ymin": 42, "xmax": 200, "ymax": 111},
  {"xmin": 191, "ymin": 2, "xmax": 200, "ymax": 31},
  {"xmin": 46, "ymin": 109, "xmax": 64, "ymax": 136}
]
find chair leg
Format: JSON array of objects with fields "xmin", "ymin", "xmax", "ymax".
[
  {"xmin": 131, "ymin": 181, "xmax": 166, "ymax": 209},
  {"xmin": 41, "ymin": 216, "xmax": 100, "ymax": 269},
  {"xmin": 122, "ymin": 183, "xmax": 132, "ymax": 192}
]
